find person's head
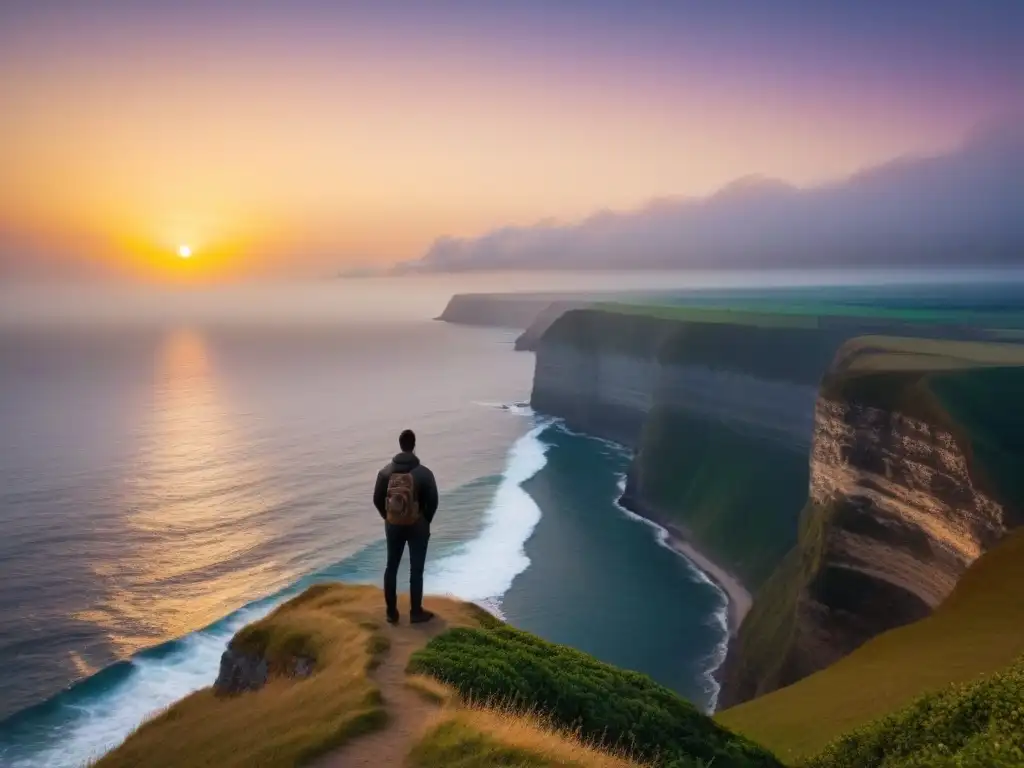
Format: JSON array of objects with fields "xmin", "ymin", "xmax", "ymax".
[{"xmin": 399, "ymin": 429, "xmax": 416, "ymax": 453}]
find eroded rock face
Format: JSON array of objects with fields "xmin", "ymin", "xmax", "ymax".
[
  {"xmin": 811, "ymin": 398, "xmax": 1006, "ymax": 611},
  {"xmin": 213, "ymin": 649, "xmax": 314, "ymax": 695},
  {"xmin": 719, "ymin": 396, "xmax": 1011, "ymax": 707},
  {"xmin": 214, "ymin": 649, "xmax": 268, "ymax": 695}
]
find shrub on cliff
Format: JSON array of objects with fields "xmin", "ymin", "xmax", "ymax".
[
  {"xmin": 806, "ymin": 655, "xmax": 1024, "ymax": 768},
  {"xmin": 407, "ymin": 624, "xmax": 782, "ymax": 768}
]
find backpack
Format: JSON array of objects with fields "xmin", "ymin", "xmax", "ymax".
[{"xmin": 385, "ymin": 471, "xmax": 420, "ymax": 525}]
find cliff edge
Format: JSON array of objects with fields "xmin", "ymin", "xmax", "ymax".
[
  {"xmin": 719, "ymin": 336, "xmax": 1024, "ymax": 706},
  {"xmin": 529, "ymin": 305, "xmax": 1024, "ymax": 712}
]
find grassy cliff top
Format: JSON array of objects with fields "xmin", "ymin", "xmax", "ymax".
[
  {"xmin": 93, "ymin": 584, "xmax": 772, "ymax": 768},
  {"xmin": 820, "ymin": 335, "xmax": 1024, "ymax": 521},
  {"xmin": 717, "ymin": 528, "xmax": 1024, "ymax": 763},
  {"xmin": 93, "ymin": 584, "xmax": 491, "ymax": 768},
  {"xmin": 539, "ymin": 304, "xmax": 1024, "ymax": 387},
  {"xmin": 597, "ymin": 298, "xmax": 1024, "ymax": 331}
]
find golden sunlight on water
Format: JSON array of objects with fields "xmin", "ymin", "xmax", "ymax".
[{"xmin": 75, "ymin": 329, "xmax": 288, "ymax": 656}]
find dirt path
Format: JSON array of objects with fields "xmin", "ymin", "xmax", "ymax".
[{"xmin": 317, "ymin": 612, "xmax": 448, "ymax": 768}]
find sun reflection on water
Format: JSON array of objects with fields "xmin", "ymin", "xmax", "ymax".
[{"xmin": 75, "ymin": 328, "xmax": 287, "ymax": 656}]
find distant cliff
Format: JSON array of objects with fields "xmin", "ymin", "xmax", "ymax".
[
  {"xmin": 436, "ymin": 293, "xmax": 570, "ymax": 330},
  {"xmin": 531, "ymin": 307, "xmax": 850, "ymax": 586},
  {"xmin": 719, "ymin": 337, "xmax": 1024, "ymax": 706},
  {"xmin": 436, "ymin": 291, "xmax": 691, "ymax": 350},
  {"xmin": 529, "ymin": 307, "xmax": 1024, "ymax": 709}
]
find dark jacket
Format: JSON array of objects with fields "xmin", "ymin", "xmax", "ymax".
[{"xmin": 373, "ymin": 451, "xmax": 439, "ymax": 524}]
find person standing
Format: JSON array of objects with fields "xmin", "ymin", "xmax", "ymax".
[{"xmin": 373, "ymin": 429, "xmax": 439, "ymax": 624}]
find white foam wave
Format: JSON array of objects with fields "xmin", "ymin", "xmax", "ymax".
[
  {"xmin": 610, "ymin": 474, "xmax": 731, "ymax": 714},
  {"xmin": 426, "ymin": 420, "xmax": 551, "ymax": 612},
  {"xmin": 10, "ymin": 604, "xmax": 277, "ymax": 768},
  {"xmin": 9, "ymin": 411, "xmax": 552, "ymax": 767},
  {"xmin": 10, "ymin": 410, "xmax": 551, "ymax": 767}
]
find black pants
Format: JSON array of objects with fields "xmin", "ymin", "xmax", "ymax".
[{"xmin": 383, "ymin": 519, "xmax": 430, "ymax": 613}]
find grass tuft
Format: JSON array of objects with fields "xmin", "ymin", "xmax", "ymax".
[{"xmin": 409, "ymin": 704, "xmax": 650, "ymax": 768}]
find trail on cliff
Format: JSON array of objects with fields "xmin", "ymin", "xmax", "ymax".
[{"xmin": 315, "ymin": 612, "xmax": 449, "ymax": 768}]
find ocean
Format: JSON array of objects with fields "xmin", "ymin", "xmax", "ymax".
[
  {"xmin": 0, "ymin": 276, "xmax": 736, "ymax": 768},
  {"xmin": 4, "ymin": 270, "xmax": 1024, "ymax": 767}
]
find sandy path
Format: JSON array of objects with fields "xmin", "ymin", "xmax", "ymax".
[{"xmin": 317, "ymin": 610, "xmax": 448, "ymax": 768}]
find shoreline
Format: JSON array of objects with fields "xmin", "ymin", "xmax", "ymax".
[
  {"xmin": 661, "ymin": 524, "xmax": 752, "ymax": 636},
  {"xmin": 618, "ymin": 494, "xmax": 752, "ymax": 636}
]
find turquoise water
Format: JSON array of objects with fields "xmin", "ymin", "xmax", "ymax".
[{"xmin": 504, "ymin": 425, "xmax": 727, "ymax": 707}]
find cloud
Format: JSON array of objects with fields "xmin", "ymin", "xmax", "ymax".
[{"xmin": 408, "ymin": 112, "xmax": 1024, "ymax": 272}]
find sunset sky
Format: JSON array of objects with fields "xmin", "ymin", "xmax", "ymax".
[{"xmin": 2, "ymin": 1, "xmax": 1021, "ymax": 281}]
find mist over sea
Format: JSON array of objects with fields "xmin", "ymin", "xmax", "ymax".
[{"xmin": 4, "ymin": 270, "xmax": 1024, "ymax": 767}]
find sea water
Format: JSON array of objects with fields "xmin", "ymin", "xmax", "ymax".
[{"xmin": 0, "ymin": 283, "xmax": 732, "ymax": 768}]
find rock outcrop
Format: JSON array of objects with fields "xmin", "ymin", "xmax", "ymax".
[{"xmin": 214, "ymin": 647, "xmax": 314, "ymax": 695}]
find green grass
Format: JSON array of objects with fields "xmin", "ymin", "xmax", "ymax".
[
  {"xmin": 595, "ymin": 298, "xmax": 1024, "ymax": 332},
  {"xmin": 718, "ymin": 529, "xmax": 1024, "ymax": 763},
  {"xmin": 407, "ymin": 624, "xmax": 782, "ymax": 768},
  {"xmin": 806, "ymin": 656, "xmax": 1024, "ymax": 768},
  {"xmin": 631, "ymin": 405, "xmax": 809, "ymax": 588}
]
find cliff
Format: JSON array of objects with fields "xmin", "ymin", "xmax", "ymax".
[
  {"xmin": 435, "ymin": 293, "xmax": 580, "ymax": 330},
  {"xmin": 719, "ymin": 336, "xmax": 1024, "ymax": 706},
  {"xmin": 531, "ymin": 306, "xmax": 865, "ymax": 586},
  {"xmin": 530, "ymin": 306, "xmax": 1024, "ymax": 709},
  {"xmin": 436, "ymin": 290, "xmax": 690, "ymax": 350}
]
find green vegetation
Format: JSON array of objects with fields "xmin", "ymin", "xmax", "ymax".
[
  {"xmin": 632, "ymin": 405, "xmax": 809, "ymax": 587},
  {"xmin": 719, "ymin": 529, "xmax": 1024, "ymax": 763},
  {"xmin": 598, "ymin": 297, "xmax": 1024, "ymax": 333},
  {"xmin": 720, "ymin": 495, "xmax": 832, "ymax": 706},
  {"xmin": 407, "ymin": 624, "xmax": 782, "ymax": 768},
  {"xmin": 806, "ymin": 656, "xmax": 1024, "ymax": 768}
]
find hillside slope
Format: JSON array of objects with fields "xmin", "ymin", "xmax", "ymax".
[
  {"xmin": 93, "ymin": 584, "xmax": 775, "ymax": 768},
  {"xmin": 718, "ymin": 528, "xmax": 1024, "ymax": 763}
]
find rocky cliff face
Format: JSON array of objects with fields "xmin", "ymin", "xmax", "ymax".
[
  {"xmin": 530, "ymin": 309, "xmax": 1024, "ymax": 711},
  {"xmin": 530, "ymin": 308, "xmax": 849, "ymax": 586},
  {"xmin": 719, "ymin": 341, "xmax": 1024, "ymax": 708},
  {"xmin": 811, "ymin": 398, "xmax": 1006, "ymax": 608}
]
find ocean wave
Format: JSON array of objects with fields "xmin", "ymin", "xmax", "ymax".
[
  {"xmin": 0, "ymin": 410, "xmax": 549, "ymax": 767},
  {"xmin": 0, "ymin": 601, "xmax": 277, "ymax": 768},
  {"xmin": 610, "ymin": 474, "xmax": 731, "ymax": 715},
  {"xmin": 425, "ymin": 419, "xmax": 551, "ymax": 614}
]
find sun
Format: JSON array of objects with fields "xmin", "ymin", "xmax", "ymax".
[{"xmin": 177, "ymin": 244, "xmax": 192, "ymax": 259}]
